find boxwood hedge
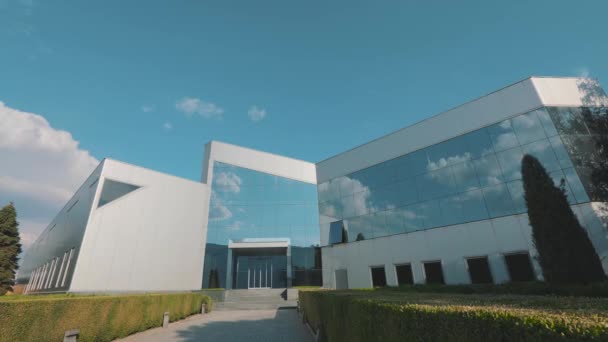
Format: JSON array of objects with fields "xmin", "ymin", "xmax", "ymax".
[
  {"xmin": 388, "ymin": 282, "xmax": 608, "ymax": 298},
  {"xmin": 0, "ymin": 292, "xmax": 212, "ymax": 342},
  {"xmin": 299, "ymin": 289, "xmax": 608, "ymax": 341}
]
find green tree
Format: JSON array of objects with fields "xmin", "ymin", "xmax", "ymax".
[
  {"xmin": 0, "ymin": 203, "xmax": 22, "ymax": 295},
  {"xmin": 522, "ymin": 155, "xmax": 606, "ymax": 283}
]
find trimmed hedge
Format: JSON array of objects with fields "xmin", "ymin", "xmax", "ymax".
[
  {"xmin": 299, "ymin": 289, "xmax": 608, "ymax": 341},
  {"xmin": 389, "ymin": 281, "xmax": 608, "ymax": 298},
  {"xmin": 0, "ymin": 292, "xmax": 212, "ymax": 342}
]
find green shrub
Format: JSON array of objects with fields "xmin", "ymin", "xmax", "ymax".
[
  {"xmin": 0, "ymin": 292, "xmax": 212, "ymax": 342},
  {"xmin": 299, "ymin": 289, "xmax": 608, "ymax": 341},
  {"xmin": 387, "ymin": 281, "xmax": 608, "ymax": 298}
]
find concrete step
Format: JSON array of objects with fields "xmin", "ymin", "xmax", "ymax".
[
  {"xmin": 224, "ymin": 289, "xmax": 288, "ymax": 301},
  {"xmin": 214, "ymin": 300, "xmax": 298, "ymax": 311}
]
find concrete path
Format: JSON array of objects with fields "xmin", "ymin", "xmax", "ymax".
[{"xmin": 116, "ymin": 308, "xmax": 313, "ymax": 342}]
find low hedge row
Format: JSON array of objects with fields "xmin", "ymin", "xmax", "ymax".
[
  {"xmin": 299, "ymin": 290, "xmax": 608, "ymax": 341},
  {"xmin": 0, "ymin": 292, "xmax": 212, "ymax": 342},
  {"xmin": 389, "ymin": 282, "xmax": 608, "ymax": 298}
]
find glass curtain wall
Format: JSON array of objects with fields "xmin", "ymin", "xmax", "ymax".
[
  {"xmin": 319, "ymin": 106, "xmax": 607, "ymax": 246},
  {"xmin": 203, "ymin": 162, "xmax": 321, "ymax": 288}
]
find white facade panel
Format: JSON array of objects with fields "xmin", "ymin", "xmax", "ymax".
[
  {"xmin": 531, "ymin": 77, "xmax": 608, "ymax": 107},
  {"xmin": 70, "ymin": 159, "xmax": 209, "ymax": 293},
  {"xmin": 202, "ymin": 141, "xmax": 316, "ymax": 185},
  {"xmin": 321, "ymin": 202, "xmax": 608, "ymax": 289}
]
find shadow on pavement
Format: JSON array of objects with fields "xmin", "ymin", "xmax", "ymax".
[{"xmin": 175, "ymin": 309, "xmax": 311, "ymax": 342}]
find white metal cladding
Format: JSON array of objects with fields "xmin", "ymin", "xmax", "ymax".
[
  {"xmin": 69, "ymin": 159, "xmax": 209, "ymax": 293},
  {"xmin": 17, "ymin": 161, "xmax": 105, "ymax": 293},
  {"xmin": 202, "ymin": 140, "xmax": 317, "ymax": 185},
  {"xmin": 316, "ymin": 77, "xmax": 608, "ymax": 183},
  {"xmin": 321, "ymin": 202, "xmax": 608, "ymax": 288}
]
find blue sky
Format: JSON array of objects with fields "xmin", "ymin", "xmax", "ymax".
[{"xmin": 1, "ymin": 0, "xmax": 607, "ymax": 246}]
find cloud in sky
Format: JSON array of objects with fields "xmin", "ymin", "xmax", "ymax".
[
  {"xmin": 247, "ymin": 105, "xmax": 267, "ymax": 122},
  {"xmin": 141, "ymin": 105, "xmax": 155, "ymax": 113},
  {"xmin": 0, "ymin": 101, "xmax": 99, "ymax": 251},
  {"xmin": 176, "ymin": 97, "xmax": 224, "ymax": 119},
  {"xmin": 163, "ymin": 122, "xmax": 172, "ymax": 130}
]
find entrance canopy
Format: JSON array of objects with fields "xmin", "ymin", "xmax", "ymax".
[{"xmin": 226, "ymin": 238, "xmax": 292, "ymax": 289}]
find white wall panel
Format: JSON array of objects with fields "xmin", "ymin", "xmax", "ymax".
[
  {"xmin": 532, "ymin": 77, "xmax": 608, "ymax": 107},
  {"xmin": 70, "ymin": 159, "xmax": 209, "ymax": 293},
  {"xmin": 202, "ymin": 141, "xmax": 316, "ymax": 185},
  {"xmin": 322, "ymin": 201, "xmax": 608, "ymax": 289}
]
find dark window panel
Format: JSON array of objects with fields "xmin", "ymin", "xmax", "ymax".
[
  {"xmin": 395, "ymin": 264, "xmax": 414, "ymax": 285},
  {"xmin": 504, "ymin": 252, "xmax": 535, "ymax": 282},
  {"xmin": 467, "ymin": 257, "xmax": 493, "ymax": 284},
  {"xmin": 424, "ymin": 261, "xmax": 445, "ymax": 284},
  {"xmin": 371, "ymin": 266, "xmax": 387, "ymax": 287}
]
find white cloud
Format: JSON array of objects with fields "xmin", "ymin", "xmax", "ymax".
[
  {"xmin": 247, "ymin": 105, "xmax": 267, "ymax": 122},
  {"xmin": 141, "ymin": 105, "xmax": 155, "ymax": 113},
  {"xmin": 176, "ymin": 97, "xmax": 224, "ymax": 119},
  {"xmin": 163, "ymin": 122, "xmax": 173, "ymax": 130},
  {"xmin": 213, "ymin": 171, "xmax": 242, "ymax": 193},
  {"xmin": 0, "ymin": 101, "xmax": 99, "ymax": 252}
]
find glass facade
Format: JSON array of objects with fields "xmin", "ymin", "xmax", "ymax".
[
  {"xmin": 203, "ymin": 162, "xmax": 321, "ymax": 289},
  {"xmin": 319, "ymin": 106, "xmax": 608, "ymax": 246}
]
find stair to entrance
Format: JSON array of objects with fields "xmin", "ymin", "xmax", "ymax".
[{"xmin": 215, "ymin": 289, "xmax": 298, "ymax": 311}]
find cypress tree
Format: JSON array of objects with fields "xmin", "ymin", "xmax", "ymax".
[
  {"xmin": 0, "ymin": 203, "xmax": 22, "ymax": 295},
  {"xmin": 522, "ymin": 155, "xmax": 606, "ymax": 283}
]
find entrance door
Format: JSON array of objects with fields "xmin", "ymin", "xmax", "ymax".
[{"xmin": 248, "ymin": 257, "xmax": 272, "ymax": 289}]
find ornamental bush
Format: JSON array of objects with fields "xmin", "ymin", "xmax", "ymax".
[
  {"xmin": 299, "ymin": 289, "xmax": 608, "ymax": 342},
  {"xmin": 0, "ymin": 292, "xmax": 212, "ymax": 341}
]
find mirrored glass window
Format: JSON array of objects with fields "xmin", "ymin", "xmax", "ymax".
[
  {"xmin": 318, "ymin": 106, "xmax": 604, "ymax": 245},
  {"xmin": 417, "ymin": 200, "xmax": 442, "ymax": 229},
  {"xmin": 511, "ymin": 111, "xmax": 546, "ymax": 145},
  {"xmin": 451, "ymin": 160, "xmax": 480, "ymax": 193},
  {"xmin": 548, "ymin": 107, "xmax": 589, "ymax": 135},
  {"xmin": 548, "ymin": 135, "xmax": 574, "ymax": 169},
  {"xmin": 462, "ymin": 129, "xmax": 494, "ymax": 159},
  {"xmin": 496, "ymin": 147, "xmax": 524, "ymax": 181},
  {"xmin": 487, "ymin": 119, "xmax": 519, "ymax": 152},
  {"xmin": 416, "ymin": 167, "xmax": 456, "ymax": 201},
  {"xmin": 426, "ymin": 137, "xmax": 470, "ymax": 170},
  {"xmin": 347, "ymin": 215, "xmax": 372, "ymax": 242},
  {"xmin": 482, "ymin": 183, "xmax": 514, "ymax": 218},
  {"xmin": 394, "ymin": 150, "xmax": 428, "ymax": 179},
  {"xmin": 563, "ymin": 167, "xmax": 590, "ymax": 203},
  {"xmin": 473, "ymin": 154, "xmax": 504, "ymax": 187},
  {"xmin": 205, "ymin": 162, "xmax": 320, "ymax": 289},
  {"xmin": 536, "ymin": 108, "xmax": 559, "ymax": 137},
  {"xmin": 506, "ymin": 180, "xmax": 526, "ymax": 214},
  {"xmin": 521, "ymin": 139, "xmax": 560, "ymax": 172}
]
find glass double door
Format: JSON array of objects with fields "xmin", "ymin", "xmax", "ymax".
[{"xmin": 248, "ymin": 257, "xmax": 272, "ymax": 289}]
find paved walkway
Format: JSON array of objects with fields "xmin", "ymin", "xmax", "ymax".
[{"xmin": 116, "ymin": 308, "xmax": 312, "ymax": 342}]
